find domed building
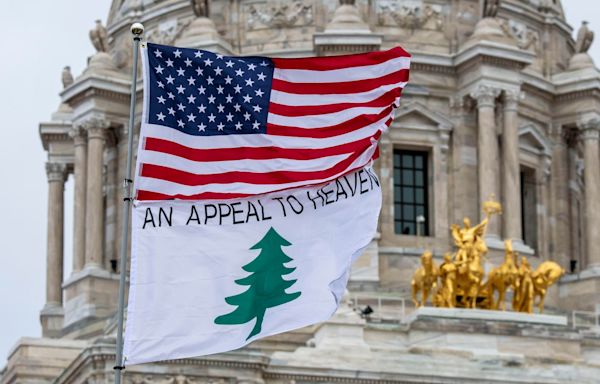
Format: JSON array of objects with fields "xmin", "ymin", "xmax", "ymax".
[{"xmin": 2, "ymin": 0, "xmax": 600, "ymax": 383}]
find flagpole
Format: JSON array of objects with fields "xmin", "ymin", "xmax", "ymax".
[{"xmin": 114, "ymin": 22, "xmax": 144, "ymax": 384}]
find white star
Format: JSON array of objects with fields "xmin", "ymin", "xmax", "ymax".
[
  {"xmin": 255, "ymin": 89, "xmax": 264, "ymax": 97},
  {"xmin": 243, "ymin": 94, "xmax": 252, "ymax": 103},
  {"xmin": 247, "ymin": 63, "xmax": 257, "ymax": 71},
  {"xmin": 187, "ymin": 76, "xmax": 196, "ymax": 86},
  {"xmin": 225, "ymin": 94, "xmax": 233, "ymax": 103},
  {"xmin": 245, "ymin": 78, "xmax": 255, "ymax": 87},
  {"xmin": 194, "ymin": 51, "xmax": 203, "ymax": 58},
  {"xmin": 226, "ymin": 113, "xmax": 234, "ymax": 122},
  {"xmin": 204, "ymin": 58, "xmax": 213, "ymax": 66},
  {"xmin": 217, "ymin": 104, "xmax": 225, "ymax": 113},
  {"xmin": 243, "ymin": 112, "xmax": 251, "ymax": 121},
  {"xmin": 252, "ymin": 121, "xmax": 261, "ymax": 130},
  {"xmin": 157, "ymin": 95, "xmax": 166, "ymax": 104},
  {"xmin": 233, "ymin": 103, "xmax": 241, "ymax": 112},
  {"xmin": 257, "ymin": 72, "xmax": 266, "ymax": 81},
  {"xmin": 217, "ymin": 122, "xmax": 225, "ymax": 131},
  {"xmin": 198, "ymin": 122, "xmax": 206, "ymax": 132},
  {"xmin": 198, "ymin": 85, "xmax": 206, "ymax": 95},
  {"xmin": 156, "ymin": 112, "xmax": 165, "ymax": 121},
  {"xmin": 235, "ymin": 68, "xmax": 245, "ymax": 77},
  {"xmin": 176, "ymin": 84, "xmax": 185, "ymax": 94},
  {"xmin": 225, "ymin": 60, "xmax": 235, "ymax": 68},
  {"xmin": 177, "ymin": 103, "xmax": 186, "ymax": 111},
  {"xmin": 167, "ymin": 92, "xmax": 175, "ymax": 100},
  {"xmin": 235, "ymin": 121, "xmax": 243, "ymax": 130},
  {"xmin": 253, "ymin": 104, "xmax": 262, "ymax": 113},
  {"xmin": 216, "ymin": 54, "xmax": 224, "ymax": 60},
  {"xmin": 187, "ymin": 94, "xmax": 196, "ymax": 104},
  {"xmin": 260, "ymin": 61, "xmax": 269, "ymax": 67},
  {"xmin": 174, "ymin": 49, "xmax": 182, "ymax": 58},
  {"xmin": 207, "ymin": 94, "xmax": 216, "ymax": 104},
  {"xmin": 168, "ymin": 107, "xmax": 175, "ymax": 115},
  {"xmin": 214, "ymin": 66, "xmax": 223, "ymax": 76},
  {"xmin": 154, "ymin": 49, "xmax": 162, "ymax": 58},
  {"xmin": 224, "ymin": 75, "xmax": 233, "ymax": 85},
  {"xmin": 176, "ymin": 67, "xmax": 185, "ymax": 76},
  {"xmin": 166, "ymin": 75, "xmax": 175, "ymax": 84},
  {"xmin": 155, "ymin": 65, "xmax": 164, "ymax": 74},
  {"xmin": 216, "ymin": 85, "xmax": 224, "ymax": 94},
  {"xmin": 157, "ymin": 81, "xmax": 165, "ymax": 89},
  {"xmin": 166, "ymin": 58, "xmax": 174, "ymax": 67},
  {"xmin": 184, "ymin": 57, "xmax": 192, "ymax": 67},
  {"xmin": 206, "ymin": 76, "xmax": 214, "ymax": 85},
  {"xmin": 177, "ymin": 119, "xmax": 185, "ymax": 127},
  {"xmin": 233, "ymin": 84, "xmax": 242, "ymax": 94},
  {"xmin": 187, "ymin": 113, "xmax": 196, "ymax": 122},
  {"xmin": 208, "ymin": 113, "xmax": 216, "ymax": 122},
  {"xmin": 197, "ymin": 104, "xmax": 207, "ymax": 113},
  {"xmin": 195, "ymin": 67, "xmax": 204, "ymax": 76}
]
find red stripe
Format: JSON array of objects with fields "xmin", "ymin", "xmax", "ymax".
[
  {"xmin": 144, "ymin": 133, "xmax": 378, "ymax": 162},
  {"xmin": 272, "ymin": 47, "xmax": 411, "ymax": 71},
  {"xmin": 136, "ymin": 190, "xmax": 252, "ymax": 201},
  {"xmin": 140, "ymin": 132, "xmax": 381, "ymax": 186},
  {"xmin": 267, "ymin": 107, "xmax": 393, "ymax": 138},
  {"xmin": 269, "ymin": 89, "xmax": 401, "ymax": 117},
  {"xmin": 271, "ymin": 69, "xmax": 408, "ymax": 95}
]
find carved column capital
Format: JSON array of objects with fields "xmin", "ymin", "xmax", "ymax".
[
  {"xmin": 470, "ymin": 84, "xmax": 501, "ymax": 108},
  {"xmin": 79, "ymin": 115, "xmax": 110, "ymax": 140},
  {"xmin": 503, "ymin": 89, "xmax": 523, "ymax": 112},
  {"xmin": 578, "ymin": 115, "xmax": 600, "ymax": 141},
  {"xmin": 46, "ymin": 162, "xmax": 67, "ymax": 183},
  {"xmin": 69, "ymin": 126, "xmax": 87, "ymax": 146}
]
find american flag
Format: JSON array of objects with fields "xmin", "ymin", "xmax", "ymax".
[{"xmin": 136, "ymin": 42, "xmax": 410, "ymax": 201}]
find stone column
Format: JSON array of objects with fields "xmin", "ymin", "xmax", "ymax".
[
  {"xmin": 69, "ymin": 127, "xmax": 87, "ymax": 272},
  {"xmin": 84, "ymin": 118, "xmax": 109, "ymax": 268},
  {"xmin": 550, "ymin": 125, "xmax": 572, "ymax": 269},
  {"xmin": 502, "ymin": 90, "xmax": 522, "ymax": 242},
  {"xmin": 45, "ymin": 162, "xmax": 67, "ymax": 307},
  {"xmin": 471, "ymin": 85, "xmax": 501, "ymax": 237},
  {"xmin": 580, "ymin": 117, "xmax": 600, "ymax": 269}
]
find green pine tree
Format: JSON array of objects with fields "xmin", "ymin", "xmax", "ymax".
[{"xmin": 214, "ymin": 227, "xmax": 301, "ymax": 340}]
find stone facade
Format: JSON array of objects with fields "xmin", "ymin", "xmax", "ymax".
[{"xmin": 2, "ymin": 0, "xmax": 600, "ymax": 383}]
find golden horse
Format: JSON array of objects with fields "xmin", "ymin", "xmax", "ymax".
[
  {"xmin": 531, "ymin": 261, "xmax": 565, "ymax": 313},
  {"xmin": 485, "ymin": 240, "xmax": 519, "ymax": 310},
  {"xmin": 411, "ymin": 251, "xmax": 439, "ymax": 307}
]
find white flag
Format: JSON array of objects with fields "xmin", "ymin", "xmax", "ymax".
[{"xmin": 123, "ymin": 167, "xmax": 381, "ymax": 365}]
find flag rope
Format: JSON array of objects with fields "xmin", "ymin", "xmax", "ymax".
[{"xmin": 114, "ymin": 22, "xmax": 144, "ymax": 384}]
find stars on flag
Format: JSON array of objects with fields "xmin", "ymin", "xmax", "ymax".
[{"xmin": 147, "ymin": 43, "xmax": 273, "ymax": 135}]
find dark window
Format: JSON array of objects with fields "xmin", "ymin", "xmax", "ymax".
[
  {"xmin": 393, "ymin": 150, "xmax": 429, "ymax": 235},
  {"xmin": 520, "ymin": 168, "xmax": 538, "ymax": 250}
]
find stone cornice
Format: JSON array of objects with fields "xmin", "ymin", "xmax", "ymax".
[
  {"xmin": 455, "ymin": 40, "xmax": 534, "ymax": 72},
  {"xmin": 39, "ymin": 122, "xmax": 72, "ymax": 151},
  {"xmin": 61, "ymin": 74, "xmax": 131, "ymax": 107}
]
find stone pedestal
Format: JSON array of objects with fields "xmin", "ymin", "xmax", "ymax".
[
  {"xmin": 61, "ymin": 267, "xmax": 120, "ymax": 330},
  {"xmin": 176, "ymin": 17, "xmax": 233, "ymax": 55},
  {"xmin": 403, "ymin": 307, "xmax": 568, "ymax": 326}
]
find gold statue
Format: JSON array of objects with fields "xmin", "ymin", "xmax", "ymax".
[
  {"xmin": 485, "ymin": 240, "xmax": 519, "ymax": 310},
  {"xmin": 513, "ymin": 256, "xmax": 535, "ymax": 313},
  {"xmin": 411, "ymin": 251, "xmax": 439, "ymax": 307},
  {"xmin": 434, "ymin": 253, "xmax": 457, "ymax": 308},
  {"xmin": 451, "ymin": 195, "xmax": 501, "ymax": 308},
  {"xmin": 531, "ymin": 261, "xmax": 565, "ymax": 313}
]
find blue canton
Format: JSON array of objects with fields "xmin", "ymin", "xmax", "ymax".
[{"xmin": 147, "ymin": 43, "xmax": 274, "ymax": 136}]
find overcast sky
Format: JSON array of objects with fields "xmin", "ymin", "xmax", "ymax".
[{"xmin": 0, "ymin": 0, "xmax": 599, "ymax": 362}]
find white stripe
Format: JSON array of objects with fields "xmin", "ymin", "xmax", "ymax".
[
  {"xmin": 138, "ymin": 151, "xmax": 352, "ymax": 175},
  {"xmin": 270, "ymin": 82, "xmax": 407, "ymax": 107},
  {"xmin": 267, "ymin": 106, "xmax": 388, "ymax": 128},
  {"xmin": 136, "ymin": 143, "xmax": 378, "ymax": 197},
  {"xmin": 273, "ymin": 56, "xmax": 410, "ymax": 83},
  {"xmin": 141, "ymin": 113, "xmax": 389, "ymax": 148}
]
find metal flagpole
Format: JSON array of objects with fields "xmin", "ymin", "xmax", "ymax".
[{"xmin": 114, "ymin": 22, "xmax": 144, "ymax": 384}]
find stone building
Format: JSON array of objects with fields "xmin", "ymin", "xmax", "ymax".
[{"xmin": 2, "ymin": 0, "xmax": 600, "ymax": 383}]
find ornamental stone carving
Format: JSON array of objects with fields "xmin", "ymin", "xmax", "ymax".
[
  {"xmin": 147, "ymin": 19, "xmax": 191, "ymax": 46},
  {"xmin": 61, "ymin": 66, "xmax": 73, "ymax": 89},
  {"xmin": 578, "ymin": 115, "xmax": 600, "ymax": 140},
  {"xmin": 470, "ymin": 85, "xmax": 501, "ymax": 108},
  {"xmin": 575, "ymin": 21, "xmax": 594, "ymax": 54},
  {"xmin": 483, "ymin": 0, "xmax": 500, "ymax": 18},
  {"xmin": 500, "ymin": 20, "xmax": 540, "ymax": 51},
  {"xmin": 69, "ymin": 126, "xmax": 87, "ymax": 146},
  {"xmin": 46, "ymin": 162, "xmax": 67, "ymax": 182},
  {"xmin": 89, "ymin": 20, "xmax": 109, "ymax": 53},
  {"xmin": 376, "ymin": 1, "xmax": 443, "ymax": 31},
  {"xmin": 246, "ymin": 1, "xmax": 313, "ymax": 31},
  {"xmin": 503, "ymin": 89, "xmax": 523, "ymax": 111},
  {"xmin": 191, "ymin": 0, "xmax": 209, "ymax": 18},
  {"xmin": 78, "ymin": 116, "xmax": 110, "ymax": 139}
]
